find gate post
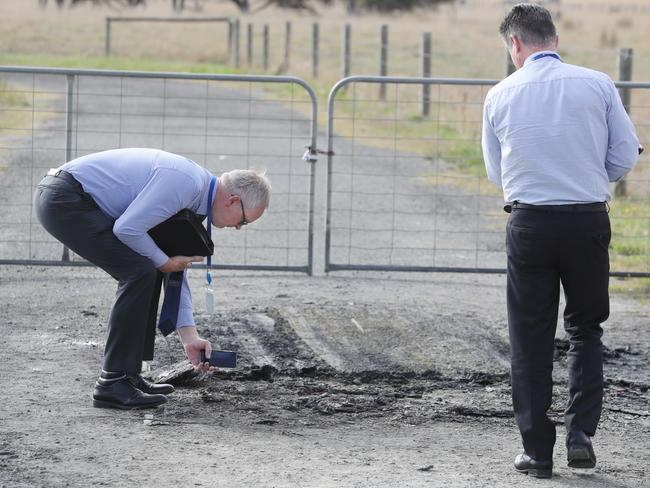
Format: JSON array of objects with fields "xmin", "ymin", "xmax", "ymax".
[
  {"xmin": 421, "ymin": 32, "xmax": 431, "ymax": 117},
  {"xmin": 615, "ymin": 48, "xmax": 633, "ymax": 197},
  {"xmin": 379, "ymin": 24, "xmax": 388, "ymax": 100},
  {"xmin": 62, "ymin": 74, "xmax": 75, "ymax": 262},
  {"xmin": 105, "ymin": 18, "xmax": 112, "ymax": 57}
]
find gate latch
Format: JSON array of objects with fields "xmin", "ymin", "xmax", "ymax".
[{"xmin": 302, "ymin": 146, "xmax": 335, "ymax": 163}]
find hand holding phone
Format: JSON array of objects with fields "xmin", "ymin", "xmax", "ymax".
[{"xmin": 200, "ymin": 349, "xmax": 237, "ymax": 368}]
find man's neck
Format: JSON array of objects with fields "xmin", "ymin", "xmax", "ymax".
[{"xmin": 516, "ymin": 44, "xmax": 556, "ymax": 69}]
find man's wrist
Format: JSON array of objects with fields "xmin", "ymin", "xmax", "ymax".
[{"xmin": 177, "ymin": 325, "xmax": 199, "ymax": 345}]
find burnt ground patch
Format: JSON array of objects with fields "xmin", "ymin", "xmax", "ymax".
[{"xmin": 148, "ymin": 307, "xmax": 650, "ymax": 429}]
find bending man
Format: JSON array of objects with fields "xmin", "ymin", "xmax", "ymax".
[{"xmin": 34, "ymin": 148, "xmax": 271, "ymax": 410}]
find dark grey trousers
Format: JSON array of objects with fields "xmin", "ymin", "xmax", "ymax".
[
  {"xmin": 506, "ymin": 207, "xmax": 610, "ymax": 461},
  {"xmin": 34, "ymin": 172, "xmax": 162, "ymax": 374}
]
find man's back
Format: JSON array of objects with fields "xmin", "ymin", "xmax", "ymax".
[{"xmin": 482, "ymin": 53, "xmax": 639, "ymax": 205}]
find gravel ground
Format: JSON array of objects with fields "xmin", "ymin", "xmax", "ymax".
[{"xmin": 0, "ymin": 265, "xmax": 648, "ymax": 488}]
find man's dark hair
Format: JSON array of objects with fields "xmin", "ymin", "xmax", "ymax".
[{"xmin": 499, "ymin": 3, "xmax": 557, "ymax": 48}]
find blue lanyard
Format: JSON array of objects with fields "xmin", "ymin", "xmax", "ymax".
[
  {"xmin": 532, "ymin": 52, "xmax": 561, "ymax": 62},
  {"xmin": 206, "ymin": 175, "xmax": 216, "ymax": 285}
]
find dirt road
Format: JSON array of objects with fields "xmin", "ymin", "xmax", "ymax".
[{"xmin": 1, "ymin": 265, "xmax": 648, "ymax": 488}]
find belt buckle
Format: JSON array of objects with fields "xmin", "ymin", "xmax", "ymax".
[{"xmin": 47, "ymin": 168, "xmax": 61, "ymax": 177}]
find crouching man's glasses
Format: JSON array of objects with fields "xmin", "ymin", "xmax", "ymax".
[{"xmin": 238, "ymin": 198, "xmax": 249, "ymax": 228}]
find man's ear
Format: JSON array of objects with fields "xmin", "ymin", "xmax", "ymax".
[
  {"xmin": 509, "ymin": 34, "xmax": 521, "ymax": 54},
  {"xmin": 225, "ymin": 194, "xmax": 239, "ymax": 207}
]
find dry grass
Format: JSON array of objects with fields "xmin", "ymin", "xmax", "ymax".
[{"xmin": 2, "ymin": 1, "xmax": 650, "ymax": 80}]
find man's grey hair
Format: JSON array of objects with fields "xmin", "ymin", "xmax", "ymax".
[
  {"xmin": 220, "ymin": 168, "xmax": 271, "ymax": 210},
  {"xmin": 499, "ymin": 3, "xmax": 557, "ymax": 48}
]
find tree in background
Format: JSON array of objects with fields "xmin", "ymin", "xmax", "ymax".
[
  {"xmin": 42, "ymin": 0, "xmax": 454, "ymax": 13},
  {"xmin": 359, "ymin": 0, "xmax": 453, "ymax": 11},
  {"xmin": 39, "ymin": 0, "xmax": 148, "ymax": 6}
]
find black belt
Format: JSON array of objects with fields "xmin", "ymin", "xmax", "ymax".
[
  {"xmin": 504, "ymin": 202, "xmax": 608, "ymax": 214},
  {"xmin": 46, "ymin": 168, "xmax": 84, "ymax": 193}
]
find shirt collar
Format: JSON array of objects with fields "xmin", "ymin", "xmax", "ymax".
[
  {"xmin": 523, "ymin": 50, "xmax": 562, "ymax": 67},
  {"xmin": 197, "ymin": 171, "xmax": 217, "ymax": 219}
]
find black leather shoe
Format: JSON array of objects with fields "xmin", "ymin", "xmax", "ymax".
[
  {"xmin": 93, "ymin": 376, "xmax": 167, "ymax": 410},
  {"xmin": 128, "ymin": 374, "xmax": 175, "ymax": 395},
  {"xmin": 567, "ymin": 431, "xmax": 597, "ymax": 469},
  {"xmin": 514, "ymin": 453, "xmax": 553, "ymax": 478}
]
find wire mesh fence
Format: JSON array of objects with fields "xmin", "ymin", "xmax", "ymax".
[
  {"xmin": 326, "ymin": 76, "xmax": 650, "ymax": 276},
  {"xmin": 0, "ymin": 67, "xmax": 317, "ymax": 272},
  {"xmin": 1, "ymin": 68, "xmax": 648, "ymax": 276}
]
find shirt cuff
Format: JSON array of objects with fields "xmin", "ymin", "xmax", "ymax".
[
  {"xmin": 176, "ymin": 307, "xmax": 195, "ymax": 329},
  {"xmin": 151, "ymin": 249, "xmax": 169, "ymax": 268}
]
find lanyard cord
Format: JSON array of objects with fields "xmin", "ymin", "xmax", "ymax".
[
  {"xmin": 532, "ymin": 52, "xmax": 561, "ymax": 62},
  {"xmin": 206, "ymin": 176, "xmax": 217, "ymax": 285}
]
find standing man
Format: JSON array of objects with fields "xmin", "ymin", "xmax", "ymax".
[
  {"xmin": 34, "ymin": 148, "xmax": 271, "ymax": 410},
  {"xmin": 482, "ymin": 3, "xmax": 640, "ymax": 479}
]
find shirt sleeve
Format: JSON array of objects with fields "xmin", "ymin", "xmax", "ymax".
[
  {"xmin": 112, "ymin": 168, "xmax": 199, "ymax": 268},
  {"xmin": 605, "ymin": 80, "xmax": 640, "ymax": 182},
  {"xmin": 176, "ymin": 271, "xmax": 195, "ymax": 328},
  {"xmin": 481, "ymin": 96, "xmax": 503, "ymax": 187}
]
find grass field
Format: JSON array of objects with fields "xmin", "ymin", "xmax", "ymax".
[{"xmin": 3, "ymin": 0, "xmax": 650, "ymax": 80}]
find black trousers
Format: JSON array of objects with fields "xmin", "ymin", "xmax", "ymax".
[
  {"xmin": 34, "ymin": 172, "xmax": 162, "ymax": 375},
  {"xmin": 506, "ymin": 207, "xmax": 610, "ymax": 461}
]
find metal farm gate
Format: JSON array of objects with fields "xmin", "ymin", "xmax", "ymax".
[
  {"xmin": 1, "ymin": 68, "xmax": 648, "ymax": 277},
  {"xmin": 0, "ymin": 67, "xmax": 318, "ymax": 274},
  {"xmin": 325, "ymin": 76, "xmax": 650, "ymax": 277}
]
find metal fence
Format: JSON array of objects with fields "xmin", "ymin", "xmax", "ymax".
[
  {"xmin": 1, "ymin": 68, "xmax": 648, "ymax": 277},
  {"xmin": 0, "ymin": 67, "xmax": 318, "ymax": 273},
  {"xmin": 326, "ymin": 76, "xmax": 650, "ymax": 277}
]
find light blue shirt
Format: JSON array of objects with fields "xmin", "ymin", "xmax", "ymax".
[
  {"xmin": 61, "ymin": 148, "xmax": 217, "ymax": 328},
  {"xmin": 482, "ymin": 51, "xmax": 639, "ymax": 205}
]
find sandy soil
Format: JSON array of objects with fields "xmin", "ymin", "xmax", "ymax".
[{"xmin": 0, "ymin": 265, "xmax": 648, "ymax": 488}]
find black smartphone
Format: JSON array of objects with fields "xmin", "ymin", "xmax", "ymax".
[{"xmin": 200, "ymin": 349, "xmax": 237, "ymax": 368}]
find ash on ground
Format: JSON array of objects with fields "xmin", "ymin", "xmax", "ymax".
[{"xmin": 149, "ymin": 308, "xmax": 649, "ymax": 429}]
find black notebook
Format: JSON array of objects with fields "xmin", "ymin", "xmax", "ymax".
[{"xmin": 148, "ymin": 209, "xmax": 214, "ymax": 257}]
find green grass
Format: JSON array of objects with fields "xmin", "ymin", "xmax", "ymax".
[
  {"xmin": 610, "ymin": 198, "xmax": 650, "ymax": 274},
  {"xmin": 610, "ymin": 277, "xmax": 650, "ymax": 300},
  {"xmin": 0, "ymin": 78, "xmax": 33, "ymax": 152},
  {"xmin": 0, "ymin": 52, "xmax": 238, "ymax": 75},
  {"xmin": 0, "ymin": 79, "xmax": 30, "ymax": 111},
  {"xmin": 419, "ymin": 123, "xmax": 485, "ymax": 176}
]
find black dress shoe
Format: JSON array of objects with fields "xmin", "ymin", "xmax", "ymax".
[
  {"xmin": 514, "ymin": 453, "xmax": 553, "ymax": 478},
  {"xmin": 567, "ymin": 431, "xmax": 597, "ymax": 469},
  {"xmin": 128, "ymin": 374, "xmax": 175, "ymax": 395},
  {"xmin": 93, "ymin": 376, "xmax": 167, "ymax": 410}
]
